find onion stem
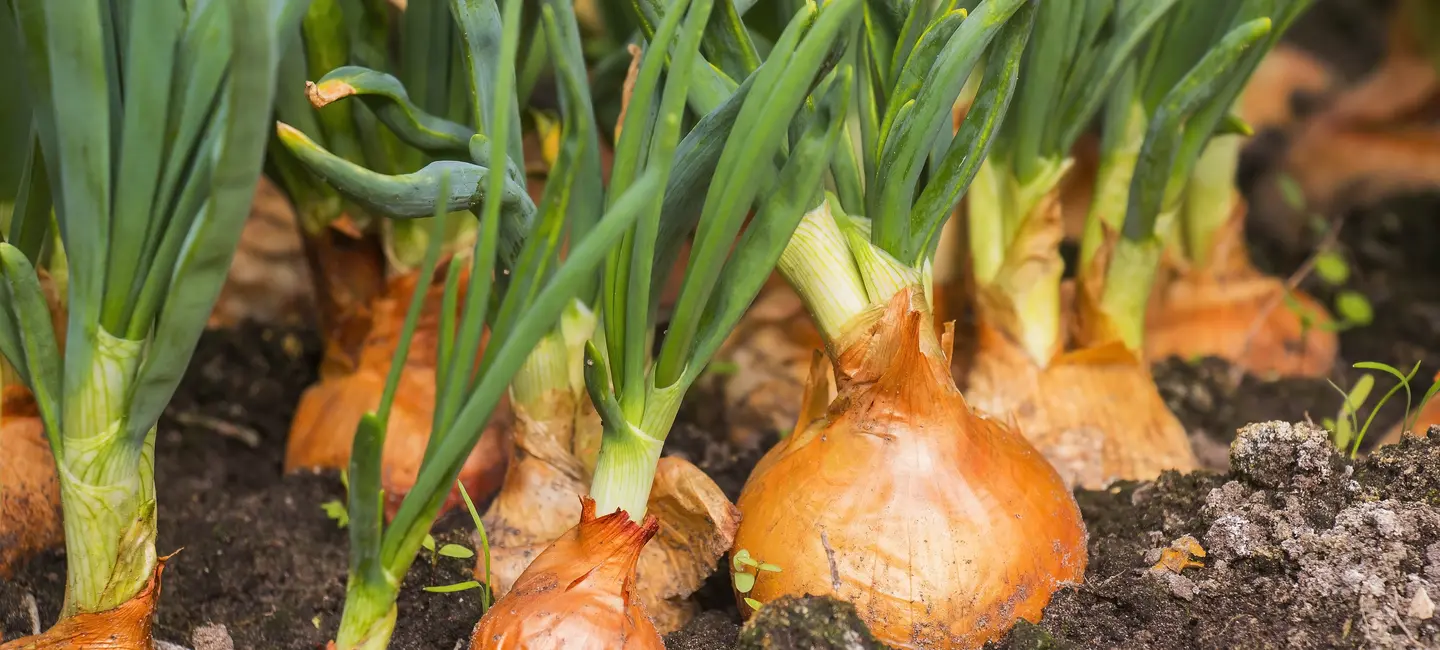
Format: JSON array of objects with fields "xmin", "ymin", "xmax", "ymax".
[
  {"xmin": 1179, "ymin": 134, "xmax": 1243, "ymax": 267},
  {"xmin": 776, "ymin": 200, "xmax": 869, "ymax": 343}
]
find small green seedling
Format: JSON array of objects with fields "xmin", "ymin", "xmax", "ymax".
[
  {"xmin": 1324, "ymin": 360, "xmax": 1440, "ymax": 457},
  {"xmin": 1275, "ymin": 174, "xmax": 1373, "ymax": 336},
  {"xmin": 1322, "ymin": 373, "xmax": 1373, "ymax": 451},
  {"xmin": 420, "ymin": 480, "xmax": 495, "ymax": 613},
  {"xmin": 732, "ymin": 549, "xmax": 782, "ymax": 612},
  {"xmin": 322, "ymin": 470, "xmax": 352, "ymax": 529},
  {"xmin": 321, "ymin": 500, "xmax": 350, "ymax": 529}
]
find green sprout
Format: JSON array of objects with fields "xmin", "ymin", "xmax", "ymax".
[
  {"xmin": 1326, "ymin": 360, "xmax": 1440, "ymax": 457},
  {"xmin": 732, "ymin": 548, "xmax": 782, "ymax": 612}
]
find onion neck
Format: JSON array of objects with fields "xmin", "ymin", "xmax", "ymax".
[
  {"xmin": 776, "ymin": 199, "xmax": 870, "ymax": 344},
  {"xmin": 968, "ymin": 157, "xmax": 1072, "ymax": 367},
  {"xmin": 587, "ymin": 381, "xmax": 680, "ymax": 522},
  {"xmin": 335, "ymin": 583, "xmax": 398, "ymax": 650},
  {"xmin": 1080, "ymin": 97, "xmax": 1146, "ymax": 272},
  {"xmin": 1180, "ymin": 135, "xmax": 1244, "ymax": 270},
  {"xmin": 58, "ymin": 328, "xmax": 158, "ymax": 617}
]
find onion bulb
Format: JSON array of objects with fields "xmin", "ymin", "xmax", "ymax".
[
  {"xmin": 1145, "ymin": 196, "xmax": 1336, "ymax": 378},
  {"xmin": 967, "ymin": 322, "xmax": 1199, "ymax": 488},
  {"xmin": 470, "ymin": 497, "xmax": 663, "ymax": 650},
  {"xmin": 732, "ymin": 288, "xmax": 1087, "ymax": 649},
  {"xmin": 286, "ymin": 267, "xmax": 511, "ymax": 518},
  {"xmin": 484, "ymin": 445, "xmax": 737, "ymax": 633}
]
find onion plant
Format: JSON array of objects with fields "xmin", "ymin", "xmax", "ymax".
[
  {"xmin": 730, "ymin": 2, "xmax": 1091, "ymax": 647},
  {"xmin": 1138, "ymin": 0, "xmax": 1327, "ymax": 378},
  {"xmin": 0, "ymin": 0, "xmax": 305, "ymax": 642},
  {"xmin": 269, "ymin": 0, "xmax": 599, "ymax": 514},
  {"xmin": 473, "ymin": 0, "xmax": 859, "ymax": 644},
  {"xmin": 957, "ymin": 0, "xmax": 1206, "ymax": 488}
]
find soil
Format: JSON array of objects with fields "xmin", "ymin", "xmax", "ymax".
[{"xmin": 991, "ymin": 423, "xmax": 1440, "ymax": 650}]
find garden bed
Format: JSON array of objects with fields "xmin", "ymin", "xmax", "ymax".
[{"xmin": 6, "ymin": 0, "xmax": 1440, "ymax": 648}]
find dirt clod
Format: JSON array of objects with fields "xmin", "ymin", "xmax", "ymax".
[
  {"xmin": 735, "ymin": 596, "xmax": 884, "ymax": 650},
  {"xmin": 991, "ymin": 424, "xmax": 1440, "ymax": 650}
]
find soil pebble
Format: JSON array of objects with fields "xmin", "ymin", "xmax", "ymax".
[{"xmin": 733, "ymin": 596, "xmax": 885, "ymax": 650}]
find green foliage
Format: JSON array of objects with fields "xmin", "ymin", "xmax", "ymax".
[{"xmin": 1119, "ymin": 0, "xmax": 1315, "ymax": 242}]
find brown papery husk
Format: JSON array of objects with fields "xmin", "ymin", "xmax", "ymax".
[
  {"xmin": 704, "ymin": 276, "xmax": 830, "ymax": 449},
  {"xmin": 208, "ymin": 176, "xmax": 316, "ymax": 329},
  {"xmin": 1276, "ymin": 4, "xmax": 1440, "ymax": 214},
  {"xmin": 965, "ymin": 322, "xmax": 1199, "ymax": 489},
  {"xmin": 470, "ymin": 498, "xmax": 663, "ymax": 650},
  {"xmin": 481, "ymin": 416, "xmax": 738, "ymax": 636},
  {"xmin": 1145, "ymin": 195, "xmax": 1337, "ymax": 378},
  {"xmin": 0, "ymin": 387, "xmax": 62, "ymax": 577},
  {"xmin": 732, "ymin": 288, "xmax": 1087, "ymax": 649},
  {"xmin": 285, "ymin": 266, "xmax": 511, "ymax": 519},
  {"xmin": 0, "ymin": 557, "xmax": 167, "ymax": 649}
]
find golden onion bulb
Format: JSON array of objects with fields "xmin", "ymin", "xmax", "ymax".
[
  {"xmin": 732, "ymin": 289, "xmax": 1087, "ymax": 649},
  {"xmin": 471, "ymin": 497, "xmax": 663, "ymax": 650}
]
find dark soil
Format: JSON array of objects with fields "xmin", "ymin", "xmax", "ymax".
[
  {"xmin": 991, "ymin": 423, "xmax": 1440, "ymax": 650},
  {"xmin": 0, "ymin": 325, "xmax": 482, "ymax": 649}
]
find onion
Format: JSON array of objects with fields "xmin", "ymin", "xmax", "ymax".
[
  {"xmin": 286, "ymin": 268, "xmax": 511, "ymax": 518},
  {"xmin": 471, "ymin": 497, "xmax": 663, "ymax": 650},
  {"xmin": 1146, "ymin": 196, "xmax": 1336, "ymax": 378},
  {"xmin": 732, "ymin": 288, "xmax": 1087, "ymax": 649},
  {"xmin": 483, "ymin": 447, "xmax": 737, "ymax": 633},
  {"xmin": 966, "ymin": 322, "xmax": 1199, "ymax": 488}
]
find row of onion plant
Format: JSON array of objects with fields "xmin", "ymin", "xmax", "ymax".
[{"xmin": 274, "ymin": 0, "xmax": 858, "ymax": 645}]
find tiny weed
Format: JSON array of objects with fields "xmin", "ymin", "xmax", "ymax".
[
  {"xmin": 1323, "ymin": 361, "xmax": 1440, "ymax": 457},
  {"xmin": 321, "ymin": 470, "xmax": 351, "ymax": 529},
  {"xmin": 420, "ymin": 480, "xmax": 494, "ymax": 614},
  {"xmin": 1274, "ymin": 174, "xmax": 1372, "ymax": 337},
  {"xmin": 732, "ymin": 549, "xmax": 782, "ymax": 613}
]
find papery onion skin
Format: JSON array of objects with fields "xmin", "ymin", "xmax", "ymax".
[
  {"xmin": 1145, "ymin": 197, "xmax": 1336, "ymax": 379},
  {"xmin": 286, "ymin": 269, "xmax": 511, "ymax": 518},
  {"xmin": 471, "ymin": 498, "xmax": 663, "ymax": 650},
  {"xmin": 966, "ymin": 323, "xmax": 1200, "ymax": 489},
  {"xmin": 733, "ymin": 289, "xmax": 1087, "ymax": 650}
]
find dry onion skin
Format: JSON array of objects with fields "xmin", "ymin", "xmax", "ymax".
[
  {"xmin": 470, "ymin": 498, "xmax": 663, "ymax": 650},
  {"xmin": 1145, "ymin": 194, "xmax": 1337, "ymax": 378},
  {"xmin": 967, "ymin": 323, "xmax": 1199, "ymax": 488},
  {"xmin": 286, "ymin": 268, "xmax": 511, "ymax": 518},
  {"xmin": 733, "ymin": 289, "xmax": 1087, "ymax": 649},
  {"xmin": 1277, "ymin": 2, "xmax": 1440, "ymax": 213},
  {"xmin": 483, "ymin": 449, "xmax": 737, "ymax": 633}
]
